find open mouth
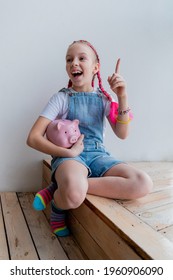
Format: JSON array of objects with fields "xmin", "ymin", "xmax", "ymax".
[{"xmin": 72, "ymin": 71, "xmax": 83, "ymax": 77}]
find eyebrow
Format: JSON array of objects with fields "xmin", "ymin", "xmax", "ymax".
[{"xmin": 66, "ymin": 52, "xmax": 88, "ymax": 58}]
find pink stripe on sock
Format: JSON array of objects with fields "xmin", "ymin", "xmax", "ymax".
[
  {"xmin": 50, "ymin": 221, "xmax": 65, "ymax": 228},
  {"xmin": 39, "ymin": 189, "xmax": 51, "ymax": 204}
]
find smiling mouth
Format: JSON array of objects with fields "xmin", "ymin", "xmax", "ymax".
[{"xmin": 72, "ymin": 71, "xmax": 83, "ymax": 77}]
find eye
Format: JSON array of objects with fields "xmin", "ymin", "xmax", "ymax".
[
  {"xmin": 66, "ymin": 58, "xmax": 72, "ymax": 63},
  {"xmin": 80, "ymin": 56, "xmax": 86, "ymax": 61},
  {"xmin": 65, "ymin": 131, "xmax": 67, "ymax": 134}
]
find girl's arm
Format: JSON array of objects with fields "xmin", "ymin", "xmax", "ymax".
[
  {"xmin": 107, "ymin": 59, "xmax": 130, "ymax": 139},
  {"xmin": 26, "ymin": 116, "xmax": 84, "ymax": 157}
]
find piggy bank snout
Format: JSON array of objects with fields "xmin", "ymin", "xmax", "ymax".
[{"xmin": 69, "ymin": 135, "xmax": 78, "ymax": 144}]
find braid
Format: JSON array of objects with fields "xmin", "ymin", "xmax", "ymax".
[
  {"xmin": 68, "ymin": 79, "xmax": 72, "ymax": 88},
  {"xmin": 68, "ymin": 40, "xmax": 112, "ymax": 101},
  {"xmin": 97, "ymin": 71, "xmax": 112, "ymax": 101}
]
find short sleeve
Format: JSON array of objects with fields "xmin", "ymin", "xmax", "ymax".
[
  {"xmin": 40, "ymin": 91, "xmax": 68, "ymax": 120},
  {"xmin": 102, "ymin": 95, "xmax": 114, "ymax": 117}
]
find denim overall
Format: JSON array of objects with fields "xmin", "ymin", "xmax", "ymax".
[{"xmin": 51, "ymin": 88, "xmax": 122, "ymax": 178}]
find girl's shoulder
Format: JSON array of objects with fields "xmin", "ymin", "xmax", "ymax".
[
  {"xmin": 51, "ymin": 88, "xmax": 69, "ymax": 101},
  {"xmin": 97, "ymin": 88, "xmax": 112, "ymax": 103},
  {"xmin": 58, "ymin": 87, "xmax": 69, "ymax": 93},
  {"xmin": 40, "ymin": 88, "xmax": 69, "ymax": 120},
  {"xmin": 96, "ymin": 87, "xmax": 113, "ymax": 116}
]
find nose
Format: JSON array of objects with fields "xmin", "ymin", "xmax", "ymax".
[{"xmin": 72, "ymin": 57, "xmax": 79, "ymax": 66}]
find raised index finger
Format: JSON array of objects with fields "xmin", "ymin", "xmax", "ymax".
[{"xmin": 115, "ymin": 58, "xmax": 121, "ymax": 73}]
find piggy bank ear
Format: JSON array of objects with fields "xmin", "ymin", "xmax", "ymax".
[
  {"xmin": 57, "ymin": 121, "xmax": 65, "ymax": 131},
  {"xmin": 73, "ymin": 119, "xmax": 79, "ymax": 125}
]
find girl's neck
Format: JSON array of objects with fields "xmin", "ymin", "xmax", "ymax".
[{"xmin": 71, "ymin": 85, "xmax": 94, "ymax": 93}]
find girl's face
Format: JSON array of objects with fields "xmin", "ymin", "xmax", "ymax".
[{"xmin": 66, "ymin": 43, "xmax": 99, "ymax": 92}]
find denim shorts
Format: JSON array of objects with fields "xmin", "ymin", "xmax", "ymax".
[{"xmin": 51, "ymin": 141, "xmax": 124, "ymax": 180}]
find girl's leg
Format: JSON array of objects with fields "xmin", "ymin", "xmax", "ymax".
[
  {"xmin": 50, "ymin": 160, "xmax": 88, "ymax": 236},
  {"xmin": 87, "ymin": 163, "xmax": 153, "ymax": 199}
]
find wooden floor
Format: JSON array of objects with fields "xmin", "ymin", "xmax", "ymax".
[
  {"xmin": 1, "ymin": 161, "xmax": 173, "ymax": 260},
  {"xmin": 0, "ymin": 192, "xmax": 87, "ymax": 260}
]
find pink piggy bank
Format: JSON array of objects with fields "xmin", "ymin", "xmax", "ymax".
[{"xmin": 46, "ymin": 119, "xmax": 81, "ymax": 148}]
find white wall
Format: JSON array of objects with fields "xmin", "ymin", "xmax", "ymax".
[{"xmin": 1, "ymin": 0, "xmax": 173, "ymax": 191}]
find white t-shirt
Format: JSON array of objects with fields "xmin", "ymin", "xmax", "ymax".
[{"xmin": 40, "ymin": 88, "xmax": 112, "ymax": 122}]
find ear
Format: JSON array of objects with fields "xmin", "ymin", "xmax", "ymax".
[
  {"xmin": 73, "ymin": 119, "xmax": 79, "ymax": 125},
  {"xmin": 93, "ymin": 62, "xmax": 100, "ymax": 75},
  {"xmin": 57, "ymin": 121, "xmax": 65, "ymax": 131}
]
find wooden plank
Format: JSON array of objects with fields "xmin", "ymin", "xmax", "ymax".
[
  {"xmin": 43, "ymin": 203, "xmax": 87, "ymax": 260},
  {"xmin": 0, "ymin": 194, "xmax": 9, "ymax": 260},
  {"xmin": 43, "ymin": 158, "xmax": 51, "ymax": 168},
  {"xmin": 68, "ymin": 212, "xmax": 110, "ymax": 260},
  {"xmin": 130, "ymin": 162, "xmax": 173, "ymax": 192},
  {"xmin": 86, "ymin": 194, "xmax": 173, "ymax": 259},
  {"xmin": 118, "ymin": 187, "xmax": 173, "ymax": 214},
  {"xmin": 160, "ymin": 225, "xmax": 173, "ymax": 242},
  {"xmin": 71, "ymin": 203, "xmax": 141, "ymax": 260},
  {"xmin": 58, "ymin": 234, "xmax": 88, "ymax": 260},
  {"xmin": 18, "ymin": 192, "xmax": 68, "ymax": 260},
  {"xmin": 1, "ymin": 192, "xmax": 38, "ymax": 260},
  {"xmin": 137, "ymin": 202, "xmax": 173, "ymax": 231}
]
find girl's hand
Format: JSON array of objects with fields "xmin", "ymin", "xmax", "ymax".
[
  {"xmin": 68, "ymin": 134, "xmax": 84, "ymax": 157},
  {"xmin": 107, "ymin": 58, "xmax": 127, "ymax": 98}
]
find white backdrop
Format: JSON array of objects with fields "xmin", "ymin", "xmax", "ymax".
[{"xmin": 1, "ymin": 0, "xmax": 173, "ymax": 191}]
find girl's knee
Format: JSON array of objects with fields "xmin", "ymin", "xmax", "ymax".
[
  {"xmin": 54, "ymin": 162, "xmax": 88, "ymax": 208},
  {"xmin": 60, "ymin": 178, "xmax": 88, "ymax": 209},
  {"xmin": 133, "ymin": 170, "xmax": 153, "ymax": 198},
  {"xmin": 66, "ymin": 188, "xmax": 87, "ymax": 208}
]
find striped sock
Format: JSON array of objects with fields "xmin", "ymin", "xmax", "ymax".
[
  {"xmin": 50, "ymin": 201, "xmax": 70, "ymax": 237},
  {"xmin": 33, "ymin": 182, "xmax": 57, "ymax": 211}
]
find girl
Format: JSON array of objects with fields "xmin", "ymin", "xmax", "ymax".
[{"xmin": 27, "ymin": 40, "xmax": 153, "ymax": 237}]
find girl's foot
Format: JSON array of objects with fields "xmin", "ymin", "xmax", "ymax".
[
  {"xmin": 50, "ymin": 201, "xmax": 70, "ymax": 237},
  {"xmin": 33, "ymin": 182, "xmax": 57, "ymax": 210}
]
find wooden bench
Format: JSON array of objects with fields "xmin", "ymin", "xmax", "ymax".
[{"xmin": 42, "ymin": 159, "xmax": 173, "ymax": 260}]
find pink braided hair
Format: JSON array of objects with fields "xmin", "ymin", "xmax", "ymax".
[{"xmin": 67, "ymin": 40, "xmax": 112, "ymax": 102}]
